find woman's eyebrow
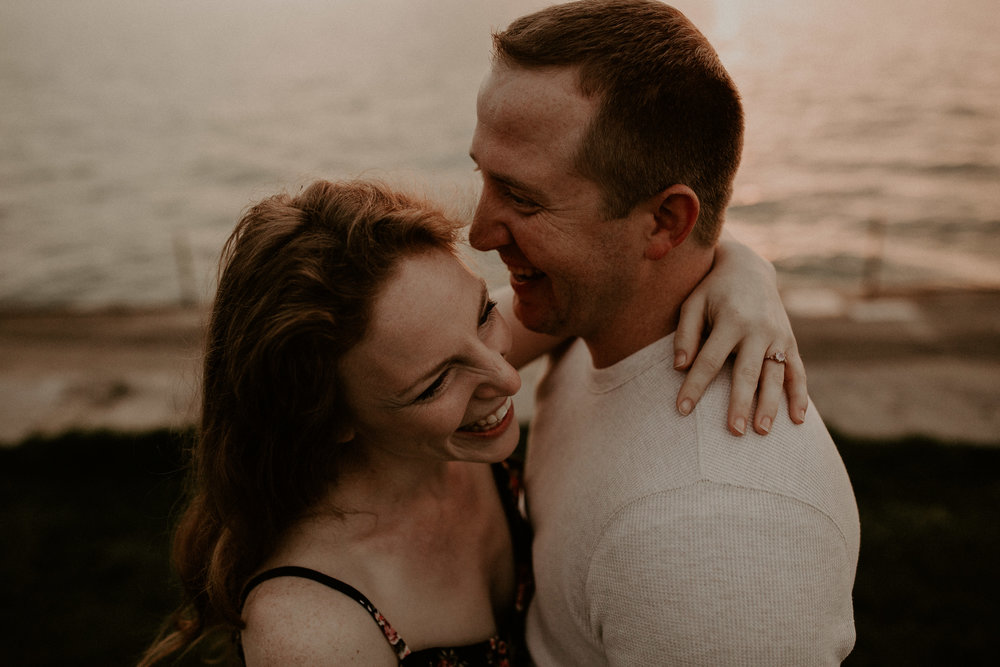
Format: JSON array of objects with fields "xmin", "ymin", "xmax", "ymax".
[
  {"xmin": 393, "ymin": 279, "xmax": 490, "ymax": 402},
  {"xmin": 477, "ymin": 278, "xmax": 489, "ymax": 313}
]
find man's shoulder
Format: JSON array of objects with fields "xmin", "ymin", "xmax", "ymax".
[{"xmin": 687, "ymin": 371, "xmax": 859, "ymax": 546}]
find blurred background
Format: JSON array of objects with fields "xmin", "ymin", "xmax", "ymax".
[
  {"xmin": 2, "ymin": 0, "xmax": 998, "ymax": 308},
  {"xmin": 1, "ymin": 0, "xmax": 998, "ymax": 664}
]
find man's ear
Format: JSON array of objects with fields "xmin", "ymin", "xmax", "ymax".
[{"xmin": 644, "ymin": 185, "xmax": 700, "ymax": 261}]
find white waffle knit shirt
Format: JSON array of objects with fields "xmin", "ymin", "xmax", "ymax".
[{"xmin": 525, "ymin": 334, "xmax": 860, "ymax": 666}]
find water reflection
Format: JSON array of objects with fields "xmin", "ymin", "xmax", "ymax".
[{"xmin": 1, "ymin": 0, "xmax": 997, "ymax": 307}]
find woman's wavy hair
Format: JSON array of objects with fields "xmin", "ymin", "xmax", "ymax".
[{"xmin": 139, "ymin": 179, "xmax": 461, "ymax": 665}]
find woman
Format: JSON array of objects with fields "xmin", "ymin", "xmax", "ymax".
[{"xmin": 140, "ymin": 179, "xmax": 800, "ymax": 665}]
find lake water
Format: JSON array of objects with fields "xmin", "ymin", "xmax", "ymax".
[{"xmin": 2, "ymin": 0, "xmax": 998, "ymax": 309}]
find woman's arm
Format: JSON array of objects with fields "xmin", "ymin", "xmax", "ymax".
[
  {"xmin": 673, "ymin": 232, "xmax": 808, "ymax": 435},
  {"xmin": 501, "ymin": 233, "xmax": 808, "ymax": 437}
]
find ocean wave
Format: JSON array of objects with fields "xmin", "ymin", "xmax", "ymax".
[
  {"xmin": 913, "ymin": 162, "xmax": 1000, "ymax": 177},
  {"xmin": 888, "ymin": 218, "xmax": 1000, "ymax": 241}
]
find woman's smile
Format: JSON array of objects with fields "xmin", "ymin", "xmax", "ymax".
[{"xmin": 458, "ymin": 397, "xmax": 516, "ymax": 435}]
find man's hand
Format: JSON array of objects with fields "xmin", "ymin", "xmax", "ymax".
[{"xmin": 673, "ymin": 236, "xmax": 807, "ymax": 435}]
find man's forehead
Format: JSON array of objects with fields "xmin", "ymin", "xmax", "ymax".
[
  {"xmin": 472, "ymin": 65, "xmax": 595, "ymax": 182},
  {"xmin": 478, "ymin": 64, "xmax": 593, "ymax": 126}
]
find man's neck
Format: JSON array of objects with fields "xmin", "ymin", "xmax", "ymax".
[{"xmin": 583, "ymin": 246, "xmax": 715, "ymax": 369}]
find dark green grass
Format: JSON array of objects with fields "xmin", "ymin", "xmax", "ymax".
[
  {"xmin": 840, "ymin": 434, "xmax": 1000, "ymax": 665},
  {"xmin": 0, "ymin": 430, "xmax": 189, "ymax": 665},
  {"xmin": 1, "ymin": 429, "xmax": 997, "ymax": 665}
]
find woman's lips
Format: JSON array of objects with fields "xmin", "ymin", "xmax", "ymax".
[{"xmin": 457, "ymin": 397, "xmax": 515, "ymax": 436}]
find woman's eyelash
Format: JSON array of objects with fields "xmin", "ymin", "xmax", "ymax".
[
  {"xmin": 479, "ymin": 299, "xmax": 498, "ymax": 326},
  {"xmin": 415, "ymin": 372, "xmax": 449, "ymax": 402},
  {"xmin": 414, "ymin": 299, "xmax": 496, "ymax": 403}
]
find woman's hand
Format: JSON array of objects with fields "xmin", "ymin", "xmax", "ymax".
[{"xmin": 673, "ymin": 235, "xmax": 808, "ymax": 435}]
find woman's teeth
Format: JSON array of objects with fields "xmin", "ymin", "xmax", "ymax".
[{"xmin": 460, "ymin": 398, "xmax": 512, "ymax": 432}]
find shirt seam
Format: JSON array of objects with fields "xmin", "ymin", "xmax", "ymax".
[{"xmin": 581, "ymin": 479, "xmax": 855, "ymax": 647}]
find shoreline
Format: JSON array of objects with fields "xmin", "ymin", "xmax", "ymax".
[{"xmin": 2, "ymin": 287, "xmax": 998, "ymax": 446}]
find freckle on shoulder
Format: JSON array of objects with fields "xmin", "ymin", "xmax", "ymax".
[{"xmin": 241, "ymin": 577, "xmax": 398, "ymax": 665}]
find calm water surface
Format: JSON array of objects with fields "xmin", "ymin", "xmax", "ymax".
[{"xmin": 2, "ymin": 0, "xmax": 998, "ymax": 308}]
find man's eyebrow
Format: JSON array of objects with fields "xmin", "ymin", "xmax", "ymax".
[
  {"xmin": 394, "ymin": 280, "xmax": 490, "ymax": 402},
  {"xmin": 469, "ymin": 152, "xmax": 545, "ymax": 201}
]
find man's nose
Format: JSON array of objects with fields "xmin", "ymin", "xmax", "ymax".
[{"xmin": 469, "ymin": 194, "xmax": 509, "ymax": 252}]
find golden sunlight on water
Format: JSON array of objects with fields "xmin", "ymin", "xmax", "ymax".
[{"xmin": 1, "ymin": 0, "xmax": 997, "ymax": 307}]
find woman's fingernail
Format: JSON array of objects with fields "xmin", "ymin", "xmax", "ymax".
[
  {"xmin": 674, "ymin": 351, "xmax": 687, "ymax": 368},
  {"xmin": 759, "ymin": 416, "xmax": 772, "ymax": 433},
  {"xmin": 733, "ymin": 417, "xmax": 746, "ymax": 435},
  {"xmin": 679, "ymin": 398, "xmax": 693, "ymax": 415},
  {"xmin": 796, "ymin": 408, "xmax": 807, "ymax": 423}
]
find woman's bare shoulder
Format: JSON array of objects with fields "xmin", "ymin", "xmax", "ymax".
[{"xmin": 241, "ymin": 575, "xmax": 398, "ymax": 666}]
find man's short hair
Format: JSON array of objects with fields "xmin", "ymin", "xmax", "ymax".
[{"xmin": 493, "ymin": 0, "xmax": 743, "ymax": 245}]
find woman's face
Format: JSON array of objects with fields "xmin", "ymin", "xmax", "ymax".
[{"xmin": 338, "ymin": 248, "xmax": 522, "ymax": 464}]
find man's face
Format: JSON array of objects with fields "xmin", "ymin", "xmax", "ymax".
[{"xmin": 468, "ymin": 65, "xmax": 643, "ymax": 342}]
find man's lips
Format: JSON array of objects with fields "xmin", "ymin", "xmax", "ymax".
[
  {"xmin": 508, "ymin": 265, "xmax": 546, "ymax": 283},
  {"xmin": 498, "ymin": 249, "xmax": 545, "ymax": 283}
]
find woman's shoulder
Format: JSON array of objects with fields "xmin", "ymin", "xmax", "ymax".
[{"xmin": 241, "ymin": 572, "xmax": 399, "ymax": 665}]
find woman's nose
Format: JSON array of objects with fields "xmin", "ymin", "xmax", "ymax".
[{"xmin": 477, "ymin": 353, "xmax": 522, "ymax": 399}]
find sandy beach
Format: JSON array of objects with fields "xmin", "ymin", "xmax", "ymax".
[{"xmin": 1, "ymin": 287, "xmax": 998, "ymax": 446}]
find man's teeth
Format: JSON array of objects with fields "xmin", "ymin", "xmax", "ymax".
[
  {"xmin": 511, "ymin": 267, "xmax": 545, "ymax": 281},
  {"xmin": 461, "ymin": 398, "xmax": 512, "ymax": 432}
]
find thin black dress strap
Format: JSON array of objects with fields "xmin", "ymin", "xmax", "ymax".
[{"xmin": 240, "ymin": 565, "xmax": 412, "ymax": 660}]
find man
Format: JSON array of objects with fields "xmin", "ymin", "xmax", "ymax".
[{"xmin": 469, "ymin": 1, "xmax": 860, "ymax": 664}]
